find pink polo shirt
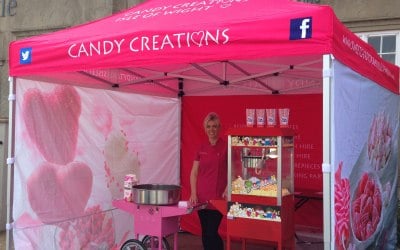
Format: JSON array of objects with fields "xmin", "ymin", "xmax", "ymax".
[{"xmin": 195, "ymin": 138, "xmax": 227, "ymax": 204}]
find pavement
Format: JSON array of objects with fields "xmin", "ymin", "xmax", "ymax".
[
  {"xmin": 0, "ymin": 231, "xmax": 9, "ymax": 250},
  {"xmin": 166, "ymin": 230, "xmax": 324, "ymax": 250},
  {"xmin": 1, "ymin": 229, "xmax": 323, "ymax": 249}
]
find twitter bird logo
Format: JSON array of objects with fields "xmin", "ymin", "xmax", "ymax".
[{"xmin": 20, "ymin": 48, "xmax": 32, "ymax": 64}]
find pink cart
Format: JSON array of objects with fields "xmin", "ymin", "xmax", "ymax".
[{"xmin": 113, "ymin": 199, "xmax": 206, "ymax": 250}]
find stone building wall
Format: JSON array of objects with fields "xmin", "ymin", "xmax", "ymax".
[{"xmin": 320, "ymin": 0, "xmax": 400, "ymax": 32}]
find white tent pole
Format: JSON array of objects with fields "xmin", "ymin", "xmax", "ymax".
[
  {"xmin": 322, "ymin": 55, "xmax": 333, "ymax": 250},
  {"xmin": 5, "ymin": 76, "xmax": 16, "ymax": 250},
  {"xmin": 167, "ymin": 73, "xmax": 218, "ymax": 84},
  {"xmin": 177, "ymin": 84, "xmax": 182, "ymax": 185}
]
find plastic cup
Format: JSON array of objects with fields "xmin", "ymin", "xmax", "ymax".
[
  {"xmin": 278, "ymin": 108, "xmax": 290, "ymax": 127},
  {"xmin": 266, "ymin": 109, "xmax": 277, "ymax": 127},
  {"xmin": 256, "ymin": 109, "xmax": 266, "ymax": 127},
  {"xmin": 246, "ymin": 109, "xmax": 255, "ymax": 127}
]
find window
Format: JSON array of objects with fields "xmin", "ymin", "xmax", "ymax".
[{"xmin": 358, "ymin": 31, "xmax": 400, "ymax": 66}]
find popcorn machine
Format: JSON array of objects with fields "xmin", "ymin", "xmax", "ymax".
[{"xmin": 226, "ymin": 127, "xmax": 295, "ymax": 250}]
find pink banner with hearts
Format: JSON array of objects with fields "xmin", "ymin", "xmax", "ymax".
[{"xmin": 13, "ymin": 78, "xmax": 180, "ymax": 249}]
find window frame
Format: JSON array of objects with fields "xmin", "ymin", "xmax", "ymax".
[{"xmin": 358, "ymin": 31, "xmax": 400, "ymax": 66}]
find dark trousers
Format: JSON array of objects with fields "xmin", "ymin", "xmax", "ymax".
[{"xmin": 198, "ymin": 209, "xmax": 224, "ymax": 250}]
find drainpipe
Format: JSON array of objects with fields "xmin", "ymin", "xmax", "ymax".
[{"xmin": 2, "ymin": 0, "xmax": 5, "ymax": 16}]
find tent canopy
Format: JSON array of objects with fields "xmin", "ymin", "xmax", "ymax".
[{"xmin": 8, "ymin": 0, "xmax": 399, "ymax": 96}]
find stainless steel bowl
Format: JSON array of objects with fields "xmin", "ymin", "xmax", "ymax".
[{"xmin": 132, "ymin": 184, "xmax": 181, "ymax": 205}]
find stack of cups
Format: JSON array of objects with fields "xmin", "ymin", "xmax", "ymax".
[{"xmin": 246, "ymin": 108, "xmax": 290, "ymax": 127}]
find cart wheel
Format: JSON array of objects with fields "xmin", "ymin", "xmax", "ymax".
[
  {"xmin": 120, "ymin": 239, "xmax": 146, "ymax": 250},
  {"xmin": 142, "ymin": 235, "xmax": 171, "ymax": 250}
]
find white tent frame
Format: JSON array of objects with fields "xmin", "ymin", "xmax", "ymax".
[{"xmin": 4, "ymin": 54, "xmax": 338, "ymax": 250}]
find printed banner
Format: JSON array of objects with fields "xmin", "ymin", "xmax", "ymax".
[
  {"xmin": 333, "ymin": 61, "xmax": 399, "ymax": 250},
  {"xmin": 13, "ymin": 79, "xmax": 180, "ymax": 249},
  {"xmin": 179, "ymin": 94, "xmax": 323, "ymax": 234}
]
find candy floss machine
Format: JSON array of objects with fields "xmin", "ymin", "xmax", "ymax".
[
  {"xmin": 113, "ymin": 183, "xmax": 206, "ymax": 250},
  {"xmin": 132, "ymin": 184, "xmax": 181, "ymax": 205}
]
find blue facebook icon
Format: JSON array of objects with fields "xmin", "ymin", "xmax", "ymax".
[{"xmin": 290, "ymin": 17, "xmax": 312, "ymax": 40}]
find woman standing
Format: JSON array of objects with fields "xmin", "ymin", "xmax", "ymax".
[{"xmin": 189, "ymin": 112, "xmax": 227, "ymax": 250}]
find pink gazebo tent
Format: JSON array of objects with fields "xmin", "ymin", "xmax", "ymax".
[{"xmin": 7, "ymin": 0, "xmax": 399, "ymax": 249}]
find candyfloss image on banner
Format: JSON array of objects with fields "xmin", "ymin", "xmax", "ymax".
[
  {"xmin": 12, "ymin": 79, "xmax": 180, "ymax": 249},
  {"xmin": 333, "ymin": 61, "xmax": 399, "ymax": 250}
]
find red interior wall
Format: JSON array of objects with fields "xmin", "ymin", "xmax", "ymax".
[{"xmin": 179, "ymin": 94, "xmax": 323, "ymax": 235}]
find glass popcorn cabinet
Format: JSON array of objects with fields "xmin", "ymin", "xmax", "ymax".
[{"xmin": 226, "ymin": 127, "xmax": 295, "ymax": 250}]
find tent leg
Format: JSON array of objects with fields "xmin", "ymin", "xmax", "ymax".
[
  {"xmin": 6, "ymin": 76, "xmax": 16, "ymax": 250},
  {"xmin": 322, "ymin": 55, "xmax": 333, "ymax": 250}
]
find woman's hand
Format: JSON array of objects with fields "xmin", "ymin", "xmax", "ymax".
[
  {"xmin": 222, "ymin": 186, "xmax": 228, "ymax": 200},
  {"xmin": 189, "ymin": 193, "xmax": 198, "ymax": 205},
  {"xmin": 189, "ymin": 161, "xmax": 199, "ymax": 205}
]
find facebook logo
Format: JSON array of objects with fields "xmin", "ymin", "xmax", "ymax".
[
  {"xmin": 20, "ymin": 47, "xmax": 32, "ymax": 64},
  {"xmin": 290, "ymin": 17, "xmax": 312, "ymax": 40}
]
